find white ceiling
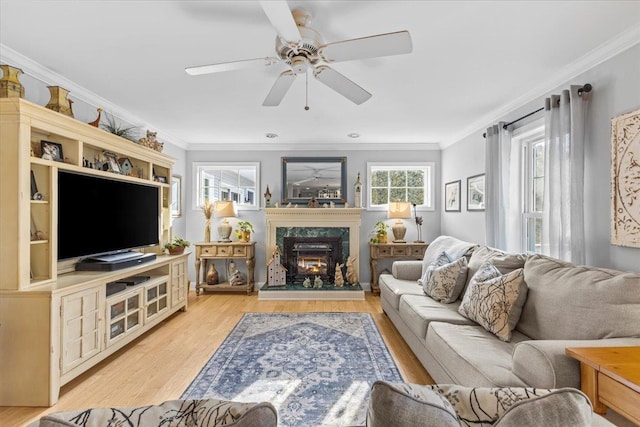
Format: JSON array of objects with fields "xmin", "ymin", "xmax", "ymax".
[{"xmin": 1, "ymin": 1, "xmax": 639, "ymax": 149}]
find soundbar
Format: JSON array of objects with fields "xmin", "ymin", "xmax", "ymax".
[{"xmin": 76, "ymin": 253, "xmax": 157, "ymax": 271}]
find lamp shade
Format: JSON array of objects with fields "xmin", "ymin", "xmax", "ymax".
[
  {"xmin": 387, "ymin": 202, "xmax": 411, "ymax": 219},
  {"xmin": 213, "ymin": 200, "xmax": 237, "ymax": 218}
]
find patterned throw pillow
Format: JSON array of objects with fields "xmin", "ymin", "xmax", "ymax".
[
  {"xmin": 427, "ymin": 385, "xmax": 592, "ymax": 427},
  {"xmin": 418, "ymin": 251, "xmax": 451, "ymax": 286},
  {"xmin": 421, "ymin": 252, "xmax": 469, "ymax": 303},
  {"xmin": 458, "ymin": 261, "xmax": 527, "ymax": 342}
]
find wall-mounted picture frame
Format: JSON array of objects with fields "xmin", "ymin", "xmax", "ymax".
[
  {"xmin": 467, "ymin": 174, "xmax": 485, "ymax": 211},
  {"xmin": 171, "ymin": 175, "xmax": 182, "ymax": 217},
  {"xmin": 444, "ymin": 180, "xmax": 461, "ymax": 212},
  {"xmin": 40, "ymin": 140, "xmax": 64, "ymax": 162},
  {"xmin": 103, "ymin": 151, "xmax": 121, "ymax": 174}
]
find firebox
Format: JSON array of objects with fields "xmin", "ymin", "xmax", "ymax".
[{"xmin": 284, "ymin": 237, "xmax": 343, "ymax": 285}]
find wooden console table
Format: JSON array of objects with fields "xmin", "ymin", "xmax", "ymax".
[
  {"xmin": 369, "ymin": 242, "xmax": 427, "ymax": 295},
  {"xmin": 566, "ymin": 346, "xmax": 640, "ymax": 425},
  {"xmin": 195, "ymin": 241, "xmax": 256, "ymax": 295}
]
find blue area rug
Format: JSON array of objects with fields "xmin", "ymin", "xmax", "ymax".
[{"xmin": 182, "ymin": 312, "xmax": 403, "ymax": 427}]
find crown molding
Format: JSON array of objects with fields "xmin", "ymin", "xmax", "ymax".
[
  {"xmin": 440, "ymin": 23, "xmax": 640, "ymax": 149},
  {"xmin": 0, "ymin": 44, "xmax": 189, "ymax": 149},
  {"xmin": 186, "ymin": 142, "xmax": 440, "ymax": 152}
]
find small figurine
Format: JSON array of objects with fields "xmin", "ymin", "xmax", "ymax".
[
  {"xmin": 302, "ymin": 277, "xmax": 312, "ymax": 288},
  {"xmin": 286, "ymin": 202, "xmax": 292, "ymax": 208},
  {"xmin": 229, "ymin": 267, "xmax": 244, "ymax": 286},
  {"xmin": 330, "ymin": 201, "xmax": 335, "ymax": 208},
  {"xmin": 322, "ymin": 203, "xmax": 328, "ymax": 208},
  {"xmin": 87, "ymin": 107, "xmax": 102, "ymax": 127},
  {"xmin": 344, "ymin": 202, "xmax": 350, "ymax": 208},
  {"xmin": 313, "ymin": 276, "xmax": 323, "ymax": 288},
  {"xmin": 334, "ymin": 263, "xmax": 345, "ymax": 287},
  {"xmin": 308, "ymin": 196, "xmax": 319, "ymax": 208},
  {"xmin": 264, "ymin": 185, "xmax": 272, "ymax": 207},
  {"xmin": 354, "ymin": 172, "xmax": 363, "ymax": 208},
  {"xmin": 138, "ymin": 130, "xmax": 164, "ymax": 152},
  {"xmin": 274, "ymin": 202, "xmax": 280, "ymax": 208},
  {"xmin": 346, "ymin": 256, "xmax": 358, "ymax": 285}
]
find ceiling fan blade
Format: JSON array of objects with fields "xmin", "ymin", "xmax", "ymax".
[
  {"xmin": 259, "ymin": 1, "xmax": 301, "ymax": 44},
  {"xmin": 185, "ymin": 57, "xmax": 278, "ymax": 75},
  {"xmin": 313, "ymin": 65, "xmax": 372, "ymax": 105},
  {"xmin": 263, "ymin": 70, "xmax": 297, "ymax": 106},
  {"xmin": 319, "ymin": 31, "xmax": 412, "ymax": 63}
]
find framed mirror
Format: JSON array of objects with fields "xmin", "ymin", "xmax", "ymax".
[{"xmin": 282, "ymin": 157, "xmax": 347, "ymax": 205}]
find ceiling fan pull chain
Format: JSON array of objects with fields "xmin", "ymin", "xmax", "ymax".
[{"xmin": 305, "ymin": 71, "xmax": 310, "ymax": 111}]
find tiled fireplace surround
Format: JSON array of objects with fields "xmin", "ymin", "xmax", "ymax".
[{"xmin": 260, "ymin": 208, "xmax": 364, "ymax": 300}]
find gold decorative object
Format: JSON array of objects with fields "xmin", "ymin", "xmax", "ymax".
[
  {"xmin": 87, "ymin": 108, "xmax": 102, "ymax": 127},
  {"xmin": 45, "ymin": 86, "xmax": 74, "ymax": 117},
  {"xmin": 206, "ymin": 263, "xmax": 219, "ymax": 285},
  {"xmin": 0, "ymin": 64, "xmax": 25, "ymax": 98},
  {"xmin": 202, "ymin": 199, "xmax": 213, "ymax": 242}
]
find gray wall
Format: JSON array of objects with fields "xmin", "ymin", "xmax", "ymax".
[
  {"xmin": 184, "ymin": 149, "xmax": 441, "ymax": 288},
  {"xmin": 441, "ymin": 44, "xmax": 640, "ymax": 272}
]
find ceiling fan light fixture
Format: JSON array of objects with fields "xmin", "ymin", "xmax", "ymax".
[
  {"xmin": 347, "ymin": 133, "xmax": 360, "ymax": 139},
  {"xmin": 265, "ymin": 133, "xmax": 279, "ymax": 139}
]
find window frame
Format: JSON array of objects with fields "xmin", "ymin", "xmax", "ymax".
[
  {"xmin": 366, "ymin": 162, "xmax": 435, "ymax": 211},
  {"xmin": 514, "ymin": 120, "xmax": 545, "ymax": 253},
  {"xmin": 192, "ymin": 162, "xmax": 260, "ymax": 211}
]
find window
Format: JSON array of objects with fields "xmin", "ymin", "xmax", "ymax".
[
  {"xmin": 367, "ymin": 162, "xmax": 434, "ymax": 210},
  {"xmin": 516, "ymin": 122, "xmax": 545, "ymax": 253},
  {"xmin": 192, "ymin": 162, "xmax": 260, "ymax": 210}
]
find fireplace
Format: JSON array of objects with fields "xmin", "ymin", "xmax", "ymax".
[{"xmin": 284, "ymin": 237, "xmax": 343, "ymax": 285}]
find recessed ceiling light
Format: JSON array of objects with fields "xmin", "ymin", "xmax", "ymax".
[
  {"xmin": 265, "ymin": 133, "xmax": 278, "ymax": 139},
  {"xmin": 347, "ymin": 133, "xmax": 360, "ymax": 139}
]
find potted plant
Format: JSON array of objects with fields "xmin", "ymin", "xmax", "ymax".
[
  {"xmin": 371, "ymin": 221, "xmax": 389, "ymax": 244},
  {"xmin": 164, "ymin": 236, "xmax": 191, "ymax": 255},
  {"xmin": 235, "ymin": 220, "xmax": 254, "ymax": 242}
]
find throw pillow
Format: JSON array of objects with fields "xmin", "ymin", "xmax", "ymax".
[
  {"xmin": 422, "ymin": 253, "xmax": 469, "ymax": 303},
  {"xmin": 418, "ymin": 251, "xmax": 451, "ymax": 286},
  {"xmin": 458, "ymin": 261, "xmax": 527, "ymax": 342},
  {"xmin": 428, "ymin": 384, "xmax": 590, "ymax": 427},
  {"xmin": 367, "ymin": 381, "xmax": 460, "ymax": 427}
]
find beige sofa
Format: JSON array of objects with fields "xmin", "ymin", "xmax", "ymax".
[{"xmin": 379, "ymin": 235, "xmax": 640, "ymax": 391}]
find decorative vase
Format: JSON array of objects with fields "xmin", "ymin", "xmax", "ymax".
[
  {"xmin": 240, "ymin": 230, "xmax": 251, "ymax": 242},
  {"xmin": 204, "ymin": 220, "xmax": 211, "ymax": 242},
  {"xmin": 206, "ymin": 263, "xmax": 219, "ymax": 285},
  {"xmin": 377, "ymin": 233, "xmax": 388, "ymax": 244},
  {"xmin": 45, "ymin": 86, "xmax": 74, "ymax": 117},
  {"xmin": 0, "ymin": 64, "xmax": 25, "ymax": 98}
]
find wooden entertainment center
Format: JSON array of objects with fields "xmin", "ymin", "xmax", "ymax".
[{"xmin": 0, "ymin": 98, "xmax": 188, "ymax": 406}]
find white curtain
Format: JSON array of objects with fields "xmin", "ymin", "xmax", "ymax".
[
  {"xmin": 542, "ymin": 86, "xmax": 591, "ymax": 264},
  {"xmin": 485, "ymin": 123, "xmax": 520, "ymax": 252}
]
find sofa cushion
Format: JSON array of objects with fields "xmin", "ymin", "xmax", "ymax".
[
  {"xmin": 494, "ymin": 388, "xmax": 592, "ymax": 427},
  {"xmin": 465, "ymin": 246, "xmax": 527, "ymax": 292},
  {"xmin": 421, "ymin": 235, "xmax": 477, "ymax": 277},
  {"xmin": 33, "ymin": 399, "xmax": 278, "ymax": 427},
  {"xmin": 421, "ymin": 252, "xmax": 469, "ymax": 303},
  {"xmin": 399, "ymin": 295, "xmax": 475, "ymax": 340},
  {"xmin": 379, "ymin": 273, "xmax": 424, "ymax": 311},
  {"xmin": 517, "ymin": 254, "xmax": 640, "ymax": 340},
  {"xmin": 366, "ymin": 381, "xmax": 459, "ymax": 427},
  {"xmin": 426, "ymin": 322, "xmax": 529, "ymax": 387},
  {"xmin": 458, "ymin": 262, "xmax": 527, "ymax": 342}
]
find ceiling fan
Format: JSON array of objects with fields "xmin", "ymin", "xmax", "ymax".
[{"xmin": 185, "ymin": 1, "xmax": 412, "ymax": 106}]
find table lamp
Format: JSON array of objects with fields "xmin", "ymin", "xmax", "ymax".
[
  {"xmin": 213, "ymin": 200, "xmax": 237, "ymax": 242},
  {"xmin": 388, "ymin": 202, "xmax": 411, "ymax": 243}
]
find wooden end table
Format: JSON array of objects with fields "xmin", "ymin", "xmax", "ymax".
[
  {"xmin": 565, "ymin": 346, "xmax": 640, "ymax": 425},
  {"xmin": 369, "ymin": 242, "xmax": 427, "ymax": 295},
  {"xmin": 194, "ymin": 241, "xmax": 256, "ymax": 295}
]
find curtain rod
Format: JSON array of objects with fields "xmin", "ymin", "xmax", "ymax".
[{"xmin": 482, "ymin": 83, "xmax": 592, "ymax": 138}]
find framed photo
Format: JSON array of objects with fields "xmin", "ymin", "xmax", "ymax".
[
  {"xmin": 444, "ymin": 180, "xmax": 461, "ymax": 212},
  {"xmin": 171, "ymin": 175, "xmax": 182, "ymax": 217},
  {"xmin": 467, "ymin": 174, "xmax": 485, "ymax": 211},
  {"xmin": 103, "ymin": 152, "xmax": 121, "ymax": 173},
  {"xmin": 40, "ymin": 140, "xmax": 63, "ymax": 162}
]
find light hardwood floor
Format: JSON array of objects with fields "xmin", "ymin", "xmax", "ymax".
[{"xmin": 0, "ymin": 291, "xmax": 432, "ymax": 426}]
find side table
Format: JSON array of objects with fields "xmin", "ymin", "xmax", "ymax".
[
  {"xmin": 194, "ymin": 241, "xmax": 256, "ymax": 295},
  {"xmin": 369, "ymin": 242, "xmax": 427, "ymax": 295},
  {"xmin": 566, "ymin": 346, "xmax": 640, "ymax": 425}
]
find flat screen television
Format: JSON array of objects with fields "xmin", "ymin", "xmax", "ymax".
[{"xmin": 58, "ymin": 170, "xmax": 160, "ymax": 260}]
